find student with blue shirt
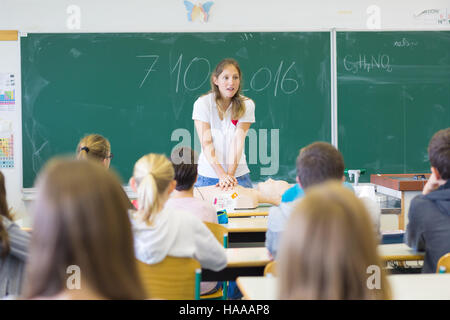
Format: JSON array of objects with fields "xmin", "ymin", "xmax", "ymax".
[
  {"xmin": 281, "ymin": 173, "xmax": 353, "ymax": 203},
  {"xmin": 266, "ymin": 141, "xmax": 379, "ymax": 259}
]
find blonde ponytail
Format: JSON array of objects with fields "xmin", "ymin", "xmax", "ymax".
[
  {"xmin": 133, "ymin": 154, "xmax": 174, "ymax": 224},
  {"xmin": 76, "ymin": 134, "xmax": 111, "ymax": 162},
  {"xmin": 137, "ymin": 174, "xmax": 157, "ymax": 222}
]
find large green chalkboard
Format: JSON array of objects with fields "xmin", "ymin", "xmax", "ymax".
[
  {"xmin": 337, "ymin": 31, "xmax": 450, "ymax": 182},
  {"xmin": 21, "ymin": 32, "xmax": 331, "ymax": 187}
]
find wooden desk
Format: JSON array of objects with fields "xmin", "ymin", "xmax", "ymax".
[
  {"xmin": 225, "ymin": 217, "xmax": 268, "ymax": 232},
  {"xmin": 223, "ymin": 217, "xmax": 268, "ymax": 243},
  {"xmin": 236, "ymin": 276, "xmax": 277, "ymax": 300},
  {"xmin": 237, "ymin": 274, "xmax": 450, "ymax": 300},
  {"xmin": 202, "ymin": 247, "xmax": 271, "ymax": 281},
  {"xmin": 227, "ymin": 205, "xmax": 270, "ymax": 218},
  {"xmin": 389, "ymin": 274, "xmax": 450, "ymax": 300},
  {"xmin": 378, "ymin": 243, "xmax": 424, "ymax": 262},
  {"xmin": 227, "ymin": 211, "xmax": 269, "ymax": 218}
]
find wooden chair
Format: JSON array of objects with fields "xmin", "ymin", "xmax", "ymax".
[
  {"xmin": 201, "ymin": 221, "xmax": 228, "ymax": 300},
  {"xmin": 136, "ymin": 256, "xmax": 201, "ymax": 300},
  {"xmin": 436, "ymin": 253, "xmax": 450, "ymax": 273},
  {"xmin": 204, "ymin": 221, "xmax": 229, "ymax": 248},
  {"xmin": 264, "ymin": 261, "xmax": 276, "ymax": 276}
]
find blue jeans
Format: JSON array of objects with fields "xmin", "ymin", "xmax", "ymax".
[{"xmin": 195, "ymin": 173, "xmax": 253, "ymax": 188}]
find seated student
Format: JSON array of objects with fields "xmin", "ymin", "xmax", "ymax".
[
  {"xmin": 22, "ymin": 159, "xmax": 145, "ymax": 300},
  {"xmin": 167, "ymin": 147, "xmax": 218, "ymax": 224},
  {"xmin": 278, "ymin": 181, "xmax": 391, "ymax": 300},
  {"xmin": 281, "ymin": 172, "xmax": 353, "ymax": 203},
  {"xmin": 266, "ymin": 142, "xmax": 380, "ymax": 259},
  {"xmin": 76, "ymin": 133, "xmax": 113, "ymax": 167},
  {"xmin": 128, "ymin": 153, "xmax": 227, "ymax": 293},
  {"xmin": 76, "ymin": 133, "xmax": 134, "ymax": 209},
  {"xmin": 193, "ymin": 178, "xmax": 291, "ymax": 209},
  {"xmin": 405, "ymin": 127, "xmax": 450, "ymax": 273},
  {"xmin": 166, "ymin": 147, "xmax": 220, "ymax": 295},
  {"xmin": 0, "ymin": 171, "xmax": 30, "ymax": 299}
]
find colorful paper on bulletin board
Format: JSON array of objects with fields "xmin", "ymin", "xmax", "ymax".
[
  {"xmin": 0, "ymin": 119, "xmax": 14, "ymax": 168},
  {"xmin": 0, "ymin": 73, "xmax": 16, "ymax": 111},
  {"xmin": 0, "ymin": 134, "xmax": 14, "ymax": 168}
]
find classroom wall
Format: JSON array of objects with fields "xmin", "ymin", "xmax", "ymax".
[{"xmin": 1, "ymin": 0, "xmax": 449, "ymax": 226}]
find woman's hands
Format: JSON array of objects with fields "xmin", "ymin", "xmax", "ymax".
[{"xmin": 217, "ymin": 173, "xmax": 237, "ymax": 191}]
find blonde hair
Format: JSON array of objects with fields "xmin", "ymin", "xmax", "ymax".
[
  {"xmin": 278, "ymin": 181, "xmax": 391, "ymax": 300},
  {"xmin": 210, "ymin": 58, "xmax": 248, "ymax": 121},
  {"xmin": 76, "ymin": 134, "xmax": 111, "ymax": 162},
  {"xmin": 133, "ymin": 153, "xmax": 174, "ymax": 224}
]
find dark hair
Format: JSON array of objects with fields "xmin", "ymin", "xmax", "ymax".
[
  {"xmin": 170, "ymin": 147, "xmax": 198, "ymax": 191},
  {"xmin": 23, "ymin": 158, "xmax": 145, "ymax": 299},
  {"xmin": 296, "ymin": 142, "xmax": 345, "ymax": 189},
  {"xmin": 0, "ymin": 171, "xmax": 13, "ymax": 258},
  {"xmin": 428, "ymin": 128, "xmax": 450, "ymax": 180}
]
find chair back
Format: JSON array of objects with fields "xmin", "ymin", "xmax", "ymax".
[
  {"xmin": 204, "ymin": 221, "xmax": 228, "ymax": 248},
  {"xmin": 264, "ymin": 261, "xmax": 277, "ymax": 276},
  {"xmin": 136, "ymin": 256, "xmax": 201, "ymax": 300},
  {"xmin": 437, "ymin": 253, "xmax": 450, "ymax": 273}
]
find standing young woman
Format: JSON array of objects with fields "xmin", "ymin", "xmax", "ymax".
[{"xmin": 193, "ymin": 58, "xmax": 255, "ymax": 191}]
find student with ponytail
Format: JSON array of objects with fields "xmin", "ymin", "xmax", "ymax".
[
  {"xmin": 128, "ymin": 153, "xmax": 227, "ymax": 289},
  {"xmin": 76, "ymin": 134, "xmax": 113, "ymax": 167},
  {"xmin": 76, "ymin": 133, "xmax": 134, "ymax": 209}
]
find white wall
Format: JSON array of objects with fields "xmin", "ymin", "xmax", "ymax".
[
  {"xmin": 0, "ymin": 0, "xmax": 449, "ymax": 227},
  {"xmin": 2, "ymin": 0, "xmax": 450, "ymax": 32}
]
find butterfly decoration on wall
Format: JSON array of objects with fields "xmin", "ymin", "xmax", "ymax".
[{"xmin": 183, "ymin": 1, "xmax": 214, "ymax": 22}]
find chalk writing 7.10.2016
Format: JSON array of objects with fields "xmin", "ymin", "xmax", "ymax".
[{"xmin": 137, "ymin": 53, "xmax": 302, "ymax": 97}]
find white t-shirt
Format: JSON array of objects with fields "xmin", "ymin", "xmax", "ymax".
[
  {"xmin": 130, "ymin": 207, "xmax": 226, "ymax": 271},
  {"xmin": 192, "ymin": 92, "xmax": 255, "ymax": 178}
]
